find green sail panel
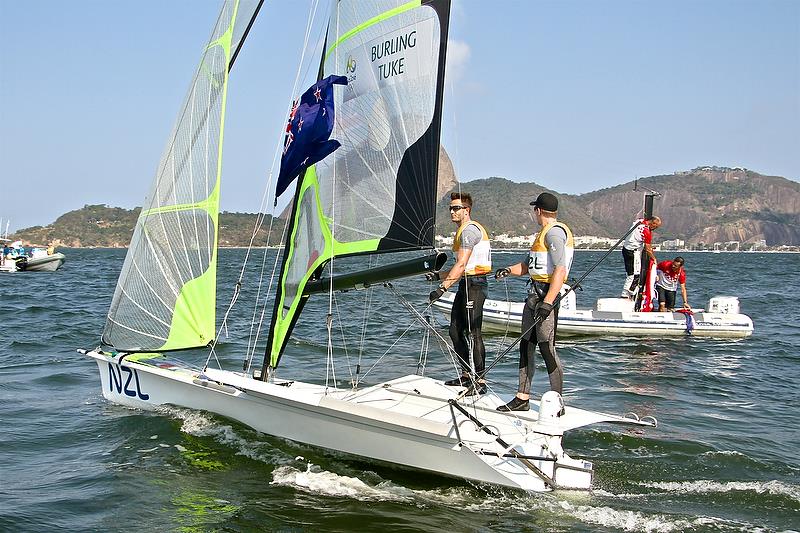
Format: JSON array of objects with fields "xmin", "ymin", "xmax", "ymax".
[
  {"xmin": 267, "ymin": 0, "xmax": 451, "ymax": 369},
  {"xmin": 102, "ymin": 0, "xmax": 260, "ymax": 352}
]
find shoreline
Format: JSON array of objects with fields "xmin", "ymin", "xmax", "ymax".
[{"xmin": 44, "ymin": 246, "xmax": 799, "ymax": 254}]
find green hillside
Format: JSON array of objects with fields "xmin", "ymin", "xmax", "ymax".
[{"xmin": 9, "ymin": 167, "xmax": 800, "ymax": 247}]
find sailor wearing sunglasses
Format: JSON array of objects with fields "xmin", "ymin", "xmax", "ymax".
[{"xmin": 428, "ymin": 192, "xmax": 492, "ymax": 395}]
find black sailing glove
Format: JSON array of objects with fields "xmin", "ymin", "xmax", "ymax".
[
  {"xmin": 429, "ymin": 286, "xmax": 446, "ymax": 303},
  {"xmin": 494, "ymin": 267, "xmax": 511, "ymax": 280},
  {"xmin": 534, "ymin": 301, "xmax": 554, "ymax": 323}
]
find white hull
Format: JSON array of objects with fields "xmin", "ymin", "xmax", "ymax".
[
  {"xmin": 22, "ymin": 253, "xmax": 66, "ymax": 272},
  {"xmin": 433, "ymin": 294, "xmax": 753, "ymax": 338},
  {"xmin": 85, "ymin": 350, "xmax": 654, "ymax": 492}
]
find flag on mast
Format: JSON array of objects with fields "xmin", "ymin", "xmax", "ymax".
[{"xmin": 275, "ymin": 75, "xmax": 348, "ymax": 198}]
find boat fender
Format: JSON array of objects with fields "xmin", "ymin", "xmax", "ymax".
[{"xmin": 538, "ymin": 391, "xmax": 565, "ymax": 422}]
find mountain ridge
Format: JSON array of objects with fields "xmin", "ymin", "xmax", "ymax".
[{"xmin": 8, "ymin": 167, "xmax": 799, "ymax": 247}]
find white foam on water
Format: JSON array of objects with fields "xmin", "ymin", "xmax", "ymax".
[
  {"xmin": 465, "ymin": 491, "xmax": 743, "ymax": 532},
  {"xmin": 270, "ymin": 463, "xmax": 414, "ymax": 502},
  {"xmin": 161, "ymin": 406, "xmax": 293, "ymax": 466},
  {"xmin": 639, "ymin": 480, "xmax": 800, "ymax": 502},
  {"xmin": 269, "ymin": 461, "xmax": 480, "ymax": 506},
  {"xmin": 701, "ymin": 450, "xmax": 747, "ymax": 457},
  {"xmin": 136, "ymin": 446, "xmax": 159, "ymax": 453},
  {"xmin": 558, "ymin": 501, "xmax": 701, "ymax": 533}
]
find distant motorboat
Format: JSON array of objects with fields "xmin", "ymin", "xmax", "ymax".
[
  {"xmin": 1, "ymin": 242, "xmax": 65, "ymax": 273},
  {"xmin": 21, "ymin": 251, "xmax": 66, "ymax": 272},
  {"xmin": 432, "ymin": 288, "xmax": 753, "ymax": 338}
]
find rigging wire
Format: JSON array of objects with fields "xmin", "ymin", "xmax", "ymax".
[
  {"xmin": 332, "ymin": 292, "xmax": 355, "ymax": 386},
  {"xmin": 480, "ymin": 219, "xmax": 648, "ymax": 380},
  {"xmin": 490, "ymin": 274, "xmax": 513, "ymax": 354},
  {"xmin": 324, "ymin": 1, "xmax": 342, "ymax": 392},
  {"xmin": 384, "ymin": 283, "xmax": 463, "ymax": 377},
  {"xmin": 203, "ymin": 0, "xmax": 323, "ymax": 375},
  {"xmin": 441, "ymin": 38, "xmax": 479, "ymax": 376},
  {"xmin": 354, "ymin": 255, "xmax": 378, "ymax": 388}
]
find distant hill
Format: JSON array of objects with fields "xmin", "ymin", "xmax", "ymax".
[
  {"xmin": 578, "ymin": 167, "xmax": 800, "ymax": 245},
  {"xmin": 9, "ymin": 167, "xmax": 800, "ymax": 247},
  {"xmin": 439, "ymin": 168, "xmax": 799, "ymax": 246},
  {"xmin": 436, "ymin": 177, "xmax": 608, "ymax": 238},
  {"xmin": 11, "ymin": 205, "xmax": 284, "ymax": 248}
]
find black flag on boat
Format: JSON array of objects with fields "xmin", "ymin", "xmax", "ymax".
[{"xmin": 275, "ymin": 75, "xmax": 348, "ymax": 198}]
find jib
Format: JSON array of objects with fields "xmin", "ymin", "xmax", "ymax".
[{"xmin": 108, "ymin": 363, "xmax": 150, "ymax": 400}]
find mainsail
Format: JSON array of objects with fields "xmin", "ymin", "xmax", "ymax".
[
  {"xmin": 265, "ymin": 0, "xmax": 451, "ymax": 370},
  {"xmin": 102, "ymin": 0, "xmax": 263, "ymax": 352}
]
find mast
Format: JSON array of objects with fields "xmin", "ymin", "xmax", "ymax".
[
  {"xmin": 635, "ymin": 191, "xmax": 658, "ymax": 311},
  {"xmin": 261, "ymin": 0, "xmax": 452, "ymax": 377},
  {"xmin": 101, "ymin": 0, "xmax": 263, "ymax": 352}
]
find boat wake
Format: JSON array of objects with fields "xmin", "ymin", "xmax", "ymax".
[
  {"xmin": 153, "ymin": 405, "xmax": 772, "ymax": 531},
  {"xmin": 270, "ymin": 463, "xmax": 417, "ymax": 502},
  {"xmin": 270, "ymin": 463, "xmax": 749, "ymax": 532},
  {"xmin": 638, "ymin": 479, "xmax": 800, "ymax": 501},
  {"xmin": 162, "ymin": 406, "xmax": 296, "ymax": 467}
]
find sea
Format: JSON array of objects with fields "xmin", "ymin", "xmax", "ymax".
[{"xmin": 1, "ymin": 248, "xmax": 798, "ymax": 532}]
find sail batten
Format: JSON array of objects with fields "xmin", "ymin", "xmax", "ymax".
[
  {"xmin": 102, "ymin": 0, "xmax": 263, "ymax": 352},
  {"xmin": 264, "ymin": 0, "xmax": 451, "ymax": 371}
]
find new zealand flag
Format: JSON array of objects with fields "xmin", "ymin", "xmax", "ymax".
[{"xmin": 275, "ymin": 75, "xmax": 348, "ymax": 199}]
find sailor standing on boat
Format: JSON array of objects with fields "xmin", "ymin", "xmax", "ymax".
[
  {"xmin": 620, "ymin": 216, "xmax": 661, "ymax": 299},
  {"xmin": 428, "ymin": 192, "xmax": 491, "ymax": 395},
  {"xmin": 494, "ymin": 192, "xmax": 574, "ymax": 412}
]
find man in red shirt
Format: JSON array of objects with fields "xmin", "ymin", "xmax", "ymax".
[{"xmin": 655, "ymin": 256, "xmax": 688, "ymax": 311}]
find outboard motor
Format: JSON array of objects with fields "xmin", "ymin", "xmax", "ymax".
[{"xmin": 538, "ymin": 390, "xmax": 565, "ymax": 422}]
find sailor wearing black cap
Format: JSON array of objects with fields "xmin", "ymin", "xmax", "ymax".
[{"xmin": 493, "ymin": 192, "xmax": 574, "ymax": 412}]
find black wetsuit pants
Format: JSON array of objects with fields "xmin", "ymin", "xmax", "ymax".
[
  {"xmin": 449, "ymin": 276, "xmax": 488, "ymax": 376},
  {"xmin": 518, "ymin": 283, "xmax": 563, "ymax": 395}
]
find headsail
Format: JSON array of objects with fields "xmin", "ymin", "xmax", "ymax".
[
  {"xmin": 102, "ymin": 0, "xmax": 263, "ymax": 352},
  {"xmin": 265, "ymin": 0, "xmax": 451, "ymax": 370}
]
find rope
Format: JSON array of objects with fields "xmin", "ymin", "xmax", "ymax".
[
  {"xmin": 480, "ymin": 220, "xmax": 646, "ymax": 380},
  {"xmin": 238, "ymin": 0, "xmax": 323, "ymax": 375}
]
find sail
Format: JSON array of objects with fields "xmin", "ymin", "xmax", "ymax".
[
  {"xmin": 102, "ymin": 0, "xmax": 263, "ymax": 352},
  {"xmin": 266, "ymin": 0, "xmax": 451, "ymax": 370}
]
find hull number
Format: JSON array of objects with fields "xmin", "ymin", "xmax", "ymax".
[{"xmin": 108, "ymin": 363, "xmax": 150, "ymax": 400}]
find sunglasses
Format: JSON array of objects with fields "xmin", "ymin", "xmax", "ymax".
[{"xmin": 449, "ymin": 205, "xmax": 466, "ymax": 212}]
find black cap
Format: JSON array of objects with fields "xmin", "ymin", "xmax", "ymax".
[{"xmin": 530, "ymin": 192, "xmax": 558, "ymax": 211}]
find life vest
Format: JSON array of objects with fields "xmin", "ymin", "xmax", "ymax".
[
  {"xmin": 452, "ymin": 220, "xmax": 492, "ymax": 276},
  {"xmin": 528, "ymin": 221, "xmax": 574, "ymax": 282}
]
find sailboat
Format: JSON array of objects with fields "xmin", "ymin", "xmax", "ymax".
[{"xmin": 82, "ymin": 0, "xmax": 656, "ymax": 492}]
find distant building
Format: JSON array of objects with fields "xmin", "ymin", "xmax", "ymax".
[
  {"xmin": 491, "ymin": 233, "xmax": 535, "ymax": 248},
  {"xmin": 661, "ymin": 238, "xmax": 685, "ymax": 250},
  {"xmin": 573, "ymin": 236, "xmax": 617, "ymax": 249}
]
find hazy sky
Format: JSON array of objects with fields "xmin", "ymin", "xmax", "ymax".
[{"xmin": 1, "ymin": 0, "xmax": 798, "ymax": 232}]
